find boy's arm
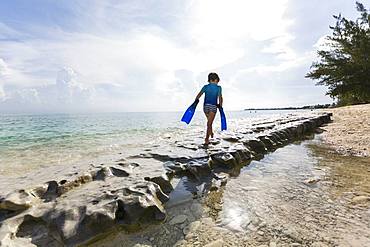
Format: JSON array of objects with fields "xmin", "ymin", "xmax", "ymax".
[
  {"xmin": 195, "ymin": 86, "xmax": 205, "ymax": 101},
  {"xmin": 218, "ymin": 95, "xmax": 223, "ymax": 108},
  {"xmin": 195, "ymin": 91, "xmax": 203, "ymax": 101},
  {"xmin": 218, "ymin": 86, "xmax": 223, "ymax": 108}
]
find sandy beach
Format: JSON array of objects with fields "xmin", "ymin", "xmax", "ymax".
[{"xmin": 321, "ymin": 104, "xmax": 370, "ymax": 157}]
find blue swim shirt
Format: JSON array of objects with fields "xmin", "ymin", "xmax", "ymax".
[{"xmin": 200, "ymin": 83, "xmax": 222, "ymax": 106}]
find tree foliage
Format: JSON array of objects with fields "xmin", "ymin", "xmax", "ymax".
[{"xmin": 306, "ymin": 2, "xmax": 370, "ymax": 105}]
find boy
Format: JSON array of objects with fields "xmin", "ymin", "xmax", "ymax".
[{"xmin": 194, "ymin": 72, "xmax": 223, "ymax": 145}]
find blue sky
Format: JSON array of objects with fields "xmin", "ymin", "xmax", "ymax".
[{"xmin": 0, "ymin": 0, "xmax": 361, "ymax": 113}]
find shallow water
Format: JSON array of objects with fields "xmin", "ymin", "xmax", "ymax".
[
  {"xmin": 93, "ymin": 136, "xmax": 370, "ymax": 247},
  {"xmin": 0, "ymin": 110, "xmax": 309, "ymax": 176},
  {"xmin": 213, "ymin": 137, "xmax": 370, "ymax": 246},
  {"xmin": 220, "ymin": 138, "xmax": 324, "ymax": 231}
]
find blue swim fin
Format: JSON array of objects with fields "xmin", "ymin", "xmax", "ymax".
[
  {"xmin": 181, "ymin": 100, "xmax": 199, "ymax": 124},
  {"xmin": 219, "ymin": 107, "xmax": 227, "ymax": 131}
]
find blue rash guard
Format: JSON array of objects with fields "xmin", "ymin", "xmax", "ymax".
[{"xmin": 200, "ymin": 83, "xmax": 222, "ymax": 106}]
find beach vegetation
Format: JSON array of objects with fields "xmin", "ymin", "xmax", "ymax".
[{"xmin": 306, "ymin": 2, "xmax": 370, "ymax": 106}]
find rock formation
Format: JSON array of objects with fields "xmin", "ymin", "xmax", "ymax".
[{"xmin": 0, "ymin": 112, "xmax": 332, "ymax": 246}]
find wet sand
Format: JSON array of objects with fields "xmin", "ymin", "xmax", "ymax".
[{"xmin": 321, "ymin": 104, "xmax": 370, "ymax": 157}]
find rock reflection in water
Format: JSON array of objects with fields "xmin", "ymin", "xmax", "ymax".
[{"xmin": 167, "ymin": 176, "xmax": 213, "ymax": 208}]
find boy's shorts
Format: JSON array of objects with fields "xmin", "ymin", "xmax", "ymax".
[{"xmin": 203, "ymin": 104, "xmax": 217, "ymax": 114}]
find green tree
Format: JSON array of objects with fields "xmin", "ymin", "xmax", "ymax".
[{"xmin": 306, "ymin": 2, "xmax": 370, "ymax": 106}]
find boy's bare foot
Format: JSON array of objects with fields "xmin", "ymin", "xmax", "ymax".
[
  {"xmin": 200, "ymin": 143, "xmax": 209, "ymax": 149},
  {"xmin": 204, "ymin": 139, "xmax": 210, "ymax": 145}
]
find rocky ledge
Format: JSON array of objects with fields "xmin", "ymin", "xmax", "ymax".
[{"xmin": 0, "ymin": 112, "xmax": 332, "ymax": 246}]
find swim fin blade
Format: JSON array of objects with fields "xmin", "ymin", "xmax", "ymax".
[
  {"xmin": 219, "ymin": 107, "xmax": 227, "ymax": 131},
  {"xmin": 181, "ymin": 100, "xmax": 199, "ymax": 124}
]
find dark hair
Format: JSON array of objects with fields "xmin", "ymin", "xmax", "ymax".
[{"xmin": 208, "ymin": 72, "xmax": 220, "ymax": 82}]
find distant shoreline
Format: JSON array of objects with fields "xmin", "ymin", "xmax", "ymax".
[{"xmin": 244, "ymin": 104, "xmax": 332, "ymax": 111}]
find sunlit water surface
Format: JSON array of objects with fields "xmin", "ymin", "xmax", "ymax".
[{"xmin": 0, "ymin": 110, "xmax": 309, "ymax": 175}]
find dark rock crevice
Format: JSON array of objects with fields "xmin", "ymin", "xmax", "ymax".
[{"xmin": 0, "ymin": 113, "xmax": 332, "ymax": 246}]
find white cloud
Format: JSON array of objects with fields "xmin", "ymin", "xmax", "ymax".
[
  {"xmin": 0, "ymin": 22, "xmax": 22, "ymax": 39},
  {"xmin": 0, "ymin": 58, "xmax": 11, "ymax": 76},
  {"xmin": 1, "ymin": 0, "xmax": 357, "ymax": 112},
  {"xmin": 0, "ymin": 85, "xmax": 4, "ymax": 100},
  {"xmin": 0, "ymin": 67, "xmax": 96, "ymax": 113},
  {"xmin": 0, "ymin": 58, "xmax": 10, "ymax": 100}
]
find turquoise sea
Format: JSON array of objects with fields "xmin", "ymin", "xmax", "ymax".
[{"xmin": 0, "ymin": 110, "xmax": 307, "ymax": 175}]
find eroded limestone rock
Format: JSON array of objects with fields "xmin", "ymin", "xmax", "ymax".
[
  {"xmin": 0, "ymin": 171, "xmax": 169, "ymax": 246},
  {"xmin": 0, "ymin": 113, "xmax": 332, "ymax": 246}
]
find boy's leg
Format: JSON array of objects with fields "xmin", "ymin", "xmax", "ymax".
[
  {"xmin": 204, "ymin": 112, "xmax": 209, "ymax": 143},
  {"xmin": 205, "ymin": 112, "xmax": 216, "ymax": 144}
]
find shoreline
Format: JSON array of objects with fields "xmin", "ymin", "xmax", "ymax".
[
  {"xmin": 0, "ymin": 112, "xmax": 332, "ymax": 246},
  {"xmin": 320, "ymin": 103, "xmax": 370, "ymax": 157},
  {"xmin": 91, "ymin": 136, "xmax": 370, "ymax": 247}
]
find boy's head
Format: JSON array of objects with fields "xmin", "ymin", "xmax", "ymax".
[{"xmin": 208, "ymin": 72, "xmax": 220, "ymax": 83}]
